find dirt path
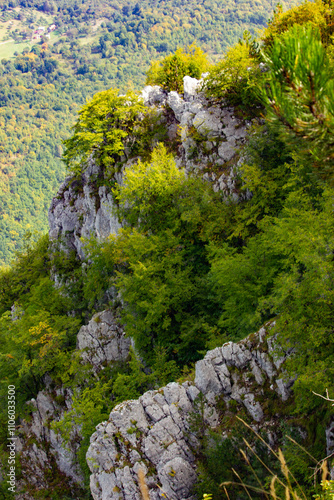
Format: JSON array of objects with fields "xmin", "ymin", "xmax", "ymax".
[{"xmin": 0, "ymin": 39, "xmax": 14, "ymax": 45}]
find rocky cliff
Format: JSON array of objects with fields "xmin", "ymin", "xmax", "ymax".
[
  {"xmin": 16, "ymin": 310, "xmax": 130, "ymax": 499},
  {"xmin": 48, "ymin": 76, "xmax": 250, "ymax": 260},
  {"xmin": 13, "ymin": 76, "xmax": 333, "ymax": 499},
  {"xmin": 86, "ymin": 323, "xmax": 296, "ymax": 500},
  {"xmin": 16, "ymin": 76, "xmax": 254, "ymax": 498}
]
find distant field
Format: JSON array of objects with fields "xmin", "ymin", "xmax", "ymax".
[
  {"xmin": 0, "ymin": 39, "xmax": 33, "ymax": 58},
  {"xmin": 0, "ymin": 7, "xmax": 54, "ymax": 59}
]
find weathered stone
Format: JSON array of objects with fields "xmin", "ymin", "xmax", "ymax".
[
  {"xmin": 275, "ymin": 378, "xmax": 291, "ymax": 401},
  {"xmin": 167, "ymin": 91, "xmax": 186, "ymax": 121},
  {"xmin": 250, "ymin": 360, "xmax": 265, "ymax": 385},
  {"xmin": 86, "ymin": 324, "xmax": 297, "ymax": 500},
  {"xmin": 326, "ymin": 419, "xmax": 334, "ymax": 479},
  {"xmin": 242, "ymin": 393, "xmax": 264, "ymax": 422},
  {"xmin": 218, "ymin": 141, "xmax": 237, "ymax": 162},
  {"xmin": 76, "ymin": 309, "xmax": 130, "ymax": 370},
  {"xmin": 254, "ymin": 350, "xmax": 276, "ymax": 380},
  {"xmin": 141, "ymin": 85, "xmax": 167, "ymax": 105},
  {"xmin": 158, "ymin": 457, "xmax": 197, "ymax": 499},
  {"xmin": 221, "ymin": 342, "xmax": 252, "ymax": 368},
  {"xmin": 193, "ymin": 108, "xmax": 222, "ymax": 137},
  {"xmin": 48, "ymin": 161, "xmax": 121, "ymax": 260},
  {"xmin": 195, "ymin": 359, "xmax": 222, "ymax": 395},
  {"xmin": 183, "ymin": 75, "xmax": 201, "ymax": 100}
]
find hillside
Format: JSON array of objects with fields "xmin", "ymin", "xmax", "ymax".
[
  {"xmin": 1, "ymin": 0, "xmax": 334, "ymax": 498},
  {"xmin": 0, "ymin": 0, "xmax": 297, "ymax": 266}
]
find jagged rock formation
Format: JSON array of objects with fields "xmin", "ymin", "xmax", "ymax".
[
  {"xmin": 48, "ymin": 76, "xmax": 250, "ymax": 259},
  {"xmin": 87, "ymin": 323, "xmax": 294, "ymax": 500},
  {"xmin": 16, "ymin": 387, "xmax": 84, "ymax": 499},
  {"xmin": 16, "ymin": 310, "xmax": 130, "ymax": 499},
  {"xmin": 48, "ymin": 159, "xmax": 122, "ymax": 260},
  {"xmin": 77, "ymin": 309, "xmax": 131, "ymax": 371},
  {"xmin": 326, "ymin": 419, "xmax": 334, "ymax": 479}
]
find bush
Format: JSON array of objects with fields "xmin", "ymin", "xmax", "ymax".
[
  {"xmin": 62, "ymin": 88, "xmax": 146, "ymax": 174},
  {"xmin": 203, "ymin": 40, "xmax": 262, "ymax": 112},
  {"xmin": 146, "ymin": 43, "xmax": 211, "ymax": 93}
]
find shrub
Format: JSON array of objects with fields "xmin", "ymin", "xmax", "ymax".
[
  {"xmin": 203, "ymin": 41, "xmax": 262, "ymax": 112},
  {"xmin": 146, "ymin": 43, "xmax": 211, "ymax": 93},
  {"xmin": 62, "ymin": 88, "xmax": 146, "ymax": 175}
]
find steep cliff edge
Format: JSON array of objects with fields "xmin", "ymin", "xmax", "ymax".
[
  {"xmin": 10, "ymin": 72, "xmax": 333, "ymax": 499},
  {"xmin": 48, "ymin": 77, "xmax": 249, "ymax": 260},
  {"xmin": 15, "ymin": 310, "xmax": 131, "ymax": 499},
  {"xmin": 86, "ymin": 323, "xmax": 296, "ymax": 500}
]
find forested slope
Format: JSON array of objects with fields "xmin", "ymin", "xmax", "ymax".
[
  {"xmin": 1, "ymin": 0, "xmax": 334, "ymax": 498},
  {"xmin": 0, "ymin": 0, "xmax": 296, "ymax": 265}
]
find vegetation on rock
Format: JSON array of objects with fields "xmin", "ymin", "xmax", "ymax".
[
  {"xmin": 0, "ymin": 0, "xmax": 295, "ymax": 265},
  {"xmin": 1, "ymin": 0, "xmax": 334, "ymax": 497}
]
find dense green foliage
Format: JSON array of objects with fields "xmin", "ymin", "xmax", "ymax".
[
  {"xmin": 146, "ymin": 44, "xmax": 211, "ymax": 92},
  {"xmin": 63, "ymin": 88, "xmax": 145, "ymax": 174},
  {"xmin": 0, "ymin": 0, "xmax": 293, "ymax": 265},
  {"xmin": 0, "ymin": 235, "xmax": 80, "ymax": 401},
  {"xmin": 203, "ymin": 37, "xmax": 262, "ymax": 112},
  {"xmin": 2, "ymin": 0, "xmax": 334, "ymax": 497}
]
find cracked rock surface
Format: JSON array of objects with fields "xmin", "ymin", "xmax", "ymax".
[
  {"xmin": 87, "ymin": 323, "xmax": 294, "ymax": 500},
  {"xmin": 77, "ymin": 309, "xmax": 131, "ymax": 370},
  {"xmin": 16, "ymin": 387, "xmax": 84, "ymax": 499},
  {"xmin": 15, "ymin": 309, "xmax": 130, "ymax": 499},
  {"xmin": 49, "ymin": 76, "xmax": 250, "ymax": 260}
]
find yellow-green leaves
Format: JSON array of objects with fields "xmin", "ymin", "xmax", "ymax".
[
  {"xmin": 261, "ymin": 0, "xmax": 333, "ymax": 47},
  {"xmin": 146, "ymin": 44, "xmax": 211, "ymax": 93},
  {"xmin": 113, "ymin": 143, "xmax": 185, "ymax": 227},
  {"xmin": 204, "ymin": 41, "xmax": 262, "ymax": 113},
  {"xmin": 63, "ymin": 88, "xmax": 146, "ymax": 174}
]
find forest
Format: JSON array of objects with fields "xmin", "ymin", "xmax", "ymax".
[
  {"xmin": 0, "ymin": 0, "xmax": 295, "ymax": 265},
  {"xmin": 1, "ymin": 0, "xmax": 334, "ymax": 498}
]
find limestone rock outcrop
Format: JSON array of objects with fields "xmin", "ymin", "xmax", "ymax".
[
  {"xmin": 77, "ymin": 309, "xmax": 131, "ymax": 371},
  {"xmin": 16, "ymin": 309, "xmax": 130, "ymax": 499},
  {"xmin": 49, "ymin": 76, "xmax": 250, "ymax": 259},
  {"xmin": 87, "ymin": 323, "xmax": 294, "ymax": 500},
  {"xmin": 16, "ymin": 386, "xmax": 85, "ymax": 499},
  {"xmin": 48, "ymin": 159, "xmax": 122, "ymax": 260}
]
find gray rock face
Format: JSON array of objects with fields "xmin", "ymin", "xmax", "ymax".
[
  {"xmin": 48, "ymin": 159, "xmax": 122, "ymax": 260},
  {"xmin": 17, "ymin": 388, "xmax": 84, "ymax": 497},
  {"xmin": 49, "ymin": 77, "xmax": 250, "ymax": 260},
  {"xmin": 16, "ymin": 309, "xmax": 130, "ymax": 499},
  {"xmin": 87, "ymin": 323, "xmax": 294, "ymax": 500},
  {"xmin": 326, "ymin": 419, "xmax": 334, "ymax": 479},
  {"xmin": 183, "ymin": 76, "xmax": 201, "ymax": 100},
  {"xmin": 141, "ymin": 85, "xmax": 167, "ymax": 106},
  {"xmin": 77, "ymin": 309, "xmax": 131, "ymax": 370}
]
